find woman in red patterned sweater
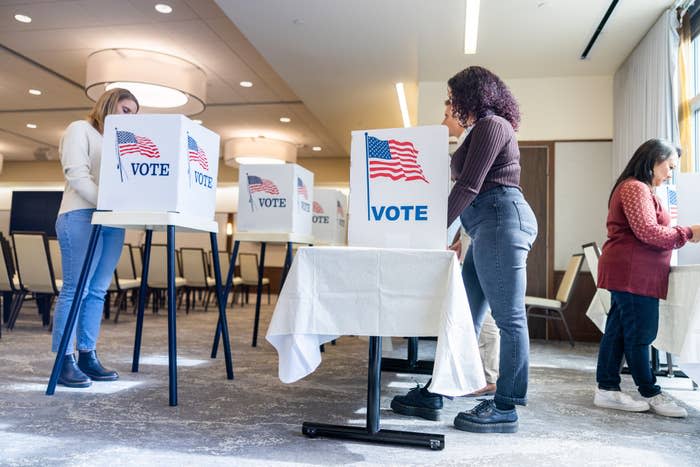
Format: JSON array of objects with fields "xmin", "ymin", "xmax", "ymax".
[{"xmin": 595, "ymin": 138, "xmax": 700, "ymax": 418}]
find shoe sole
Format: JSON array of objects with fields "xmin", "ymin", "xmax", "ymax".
[
  {"xmin": 58, "ymin": 379, "xmax": 92, "ymax": 388},
  {"xmin": 594, "ymin": 400, "xmax": 649, "ymax": 412},
  {"xmin": 453, "ymin": 418, "xmax": 518, "ymax": 433},
  {"xmin": 83, "ymin": 374, "xmax": 119, "ymax": 382},
  {"xmin": 390, "ymin": 399, "xmax": 441, "ymax": 421}
]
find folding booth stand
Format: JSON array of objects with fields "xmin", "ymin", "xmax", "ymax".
[
  {"xmin": 46, "ymin": 213, "xmax": 234, "ymax": 407},
  {"xmin": 211, "ymin": 231, "xmax": 314, "ymax": 354}
]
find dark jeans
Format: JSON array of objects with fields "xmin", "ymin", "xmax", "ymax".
[
  {"xmin": 460, "ymin": 186, "xmax": 538, "ymax": 406},
  {"xmin": 596, "ymin": 290, "xmax": 661, "ymax": 398}
]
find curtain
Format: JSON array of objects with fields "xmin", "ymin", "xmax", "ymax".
[
  {"xmin": 678, "ymin": 10, "xmax": 695, "ymax": 172},
  {"xmin": 612, "ymin": 9, "xmax": 680, "ymax": 178}
]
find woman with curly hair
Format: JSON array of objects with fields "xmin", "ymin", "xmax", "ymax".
[{"xmin": 391, "ymin": 66, "xmax": 537, "ymax": 433}]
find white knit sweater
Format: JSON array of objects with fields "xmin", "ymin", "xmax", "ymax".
[{"xmin": 58, "ymin": 120, "xmax": 103, "ymax": 215}]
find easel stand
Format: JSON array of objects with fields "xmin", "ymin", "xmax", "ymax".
[
  {"xmin": 46, "ymin": 212, "xmax": 234, "ymax": 407},
  {"xmin": 302, "ymin": 336, "xmax": 444, "ymax": 450},
  {"xmin": 211, "ymin": 231, "xmax": 312, "ymax": 353}
]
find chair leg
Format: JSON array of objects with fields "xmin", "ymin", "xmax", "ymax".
[{"xmin": 556, "ymin": 310, "xmax": 575, "ymax": 348}]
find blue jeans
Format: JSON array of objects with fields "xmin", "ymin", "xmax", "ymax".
[
  {"xmin": 51, "ymin": 209, "xmax": 125, "ymax": 354},
  {"xmin": 596, "ymin": 291, "xmax": 661, "ymax": 398},
  {"xmin": 460, "ymin": 186, "xmax": 537, "ymax": 406}
]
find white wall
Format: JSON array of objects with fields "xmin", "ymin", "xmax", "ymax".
[
  {"xmin": 554, "ymin": 142, "xmax": 612, "ymax": 271},
  {"xmin": 418, "ymin": 75, "xmax": 613, "ymax": 140}
]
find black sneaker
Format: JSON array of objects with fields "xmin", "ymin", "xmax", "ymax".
[
  {"xmin": 453, "ymin": 400, "xmax": 518, "ymax": 433},
  {"xmin": 390, "ymin": 384, "xmax": 443, "ymax": 421}
]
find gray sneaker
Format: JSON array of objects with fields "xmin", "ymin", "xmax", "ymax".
[
  {"xmin": 644, "ymin": 393, "xmax": 687, "ymax": 418},
  {"xmin": 594, "ymin": 388, "xmax": 649, "ymax": 412}
]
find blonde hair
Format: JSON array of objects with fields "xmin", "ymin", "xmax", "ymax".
[{"xmin": 87, "ymin": 88, "xmax": 139, "ymax": 134}]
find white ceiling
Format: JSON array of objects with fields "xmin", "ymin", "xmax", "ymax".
[
  {"xmin": 217, "ymin": 0, "xmax": 676, "ymax": 151},
  {"xmin": 0, "ymin": 0, "xmax": 678, "ymax": 164},
  {"xmin": 0, "ymin": 0, "xmax": 342, "ymax": 162}
]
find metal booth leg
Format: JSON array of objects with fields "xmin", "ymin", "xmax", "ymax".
[
  {"xmin": 209, "ymin": 232, "xmax": 233, "ymax": 379},
  {"xmin": 280, "ymin": 241, "xmax": 293, "ymax": 289},
  {"xmin": 132, "ymin": 229, "xmax": 153, "ymax": 372},
  {"xmin": 302, "ymin": 336, "xmax": 445, "ymax": 450},
  {"xmin": 166, "ymin": 225, "xmax": 178, "ymax": 406},
  {"xmin": 211, "ymin": 240, "xmax": 239, "ymax": 359},
  {"xmin": 251, "ymin": 241, "xmax": 266, "ymax": 347},
  {"xmin": 381, "ymin": 337, "xmax": 435, "ymax": 375},
  {"xmin": 46, "ymin": 224, "xmax": 103, "ymax": 396}
]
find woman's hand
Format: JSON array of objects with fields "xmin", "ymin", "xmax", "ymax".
[
  {"xmin": 690, "ymin": 224, "xmax": 700, "ymax": 243},
  {"xmin": 449, "ymin": 238, "xmax": 462, "ymax": 258}
]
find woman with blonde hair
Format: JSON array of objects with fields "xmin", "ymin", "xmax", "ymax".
[{"xmin": 52, "ymin": 88, "xmax": 139, "ymax": 388}]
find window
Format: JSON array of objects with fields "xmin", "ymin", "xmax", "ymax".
[{"xmin": 689, "ymin": 5, "xmax": 700, "ymax": 172}]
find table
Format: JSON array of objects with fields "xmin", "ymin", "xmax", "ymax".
[
  {"xmin": 586, "ymin": 264, "xmax": 700, "ymax": 383},
  {"xmin": 46, "ymin": 212, "xmax": 234, "ymax": 406},
  {"xmin": 266, "ymin": 247, "xmax": 485, "ymax": 450}
]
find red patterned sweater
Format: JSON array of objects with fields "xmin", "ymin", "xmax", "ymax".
[{"xmin": 598, "ymin": 178, "xmax": 693, "ymax": 299}]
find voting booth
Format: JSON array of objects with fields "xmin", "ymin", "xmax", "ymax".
[
  {"xmin": 97, "ymin": 114, "xmax": 219, "ymax": 223},
  {"xmin": 677, "ymin": 173, "xmax": 700, "ymax": 265},
  {"xmin": 48, "ymin": 115, "xmax": 233, "ymax": 407},
  {"xmin": 237, "ymin": 163, "xmax": 313, "ymax": 235},
  {"xmin": 312, "ymin": 188, "xmax": 347, "ymax": 245},
  {"xmin": 348, "ymin": 125, "xmax": 448, "ymax": 249}
]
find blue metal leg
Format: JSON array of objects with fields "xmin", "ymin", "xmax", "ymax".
[
  {"xmin": 211, "ymin": 240, "xmax": 239, "ymax": 359},
  {"xmin": 166, "ymin": 225, "xmax": 177, "ymax": 406},
  {"xmin": 252, "ymin": 242, "xmax": 266, "ymax": 347},
  {"xmin": 132, "ymin": 229, "xmax": 152, "ymax": 373},
  {"xmin": 46, "ymin": 224, "xmax": 102, "ymax": 396},
  {"xmin": 210, "ymin": 233, "xmax": 233, "ymax": 379},
  {"xmin": 280, "ymin": 241, "xmax": 293, "ymax": 289}
]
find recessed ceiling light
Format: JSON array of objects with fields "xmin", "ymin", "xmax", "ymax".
[
  {"xmin": 26, "ymin": 123, "xmax": 37, "ymax": 129},
  {"xmin": 312, "ymin": 146, "xmax": 322, "ymax": 152},
  {"xmin": 154, "ymin": 4, "xmax": 172, "ymax": 14},
  {"xmin": 193, "ymin": 119, "xmax": 202, "ymax": 124},
  {"xmin": 464, "ymin": 0, "xmax": 481, "ymax": 54},
  {"xmin": 395, "ymin": 82, "xmax": 411, "ymax": 128},
  {"xmin": 28, "ymin": 89, "xmax": 42, "ymax": 96},
  {"xmin": 14, "ymin": 14, "xmax": 32, "ymax": 23},
  {"xmin": 279, "ymin": 117, "xmax": 291, "ymax": 123},
  {"xmin": 239, "ymin": 81, "xmax": 253, "ymax": 88}
]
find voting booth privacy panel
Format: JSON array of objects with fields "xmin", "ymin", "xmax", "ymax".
[
  {"xmin": 348, "ymin": 125, "xmax": 448, "ymax": 249},
  {"xmin": 237, "ymin": 163, "xmax": 314, "ymax": 235},
  {"xmin": 97, "ymin": 114, "xmax": 219, "ymax": 222},
  {"xmin": 312, "ymin": 188, "xmax": 347, "ymax": 245}
]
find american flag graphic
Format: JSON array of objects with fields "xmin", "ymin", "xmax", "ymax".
[
  {"xmin": 297, "ymin": 177, "xmax": 308, "ymax": 199},
  {"xmin": 187, "ymin": 135, "xmax": 209, "ymax": 171},
  {"xmin": 336, "ymin": 200, "xmax": 344, "ymax": 217},
  {"xmin": 116, "ymin": 130, "xmax": 160, "ymax": 158},
  {"xmin": 366, "ymin": 136, "xmax": 428, "ymax": 183},
  {"xmin": 313, "ymin": 201, "xmax": 324, "ymax": 214},
  {"xmin": 669, "ymin": 188, "xmax": 678, "ymax": 220},
  {"xmin": 247, "ymin": 175, "xmax": 279, "ymax": 195}
]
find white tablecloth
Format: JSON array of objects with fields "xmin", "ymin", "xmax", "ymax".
[
  {"xmin": 266, "ymin": 247, "xmax": 486, "ymax": 397},
  {"xmin": 586, "ymin": 264, "xmax": 700, "ymax": 382}
]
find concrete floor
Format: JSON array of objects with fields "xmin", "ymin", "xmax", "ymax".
[{"xmin": 0, "ymin": 296, "xmax": 699, "ymax": 466}]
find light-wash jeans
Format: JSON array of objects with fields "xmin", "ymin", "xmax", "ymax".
[
  {"xmin": 51, "ymin": 209, "xmax": 124, "ymax": 354},
  {"xmin": 460, "ymin": 186, "xmax": 537, "ymax": 406}
]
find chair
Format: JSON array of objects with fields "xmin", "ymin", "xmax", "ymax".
[
  {"xmin": 48, "ymin": 238, "xmax": 62, "ymax": 281},
  {"xmin": 146, "ymin": 244, "xmax": 187, "ymax": 314},
  {"xmin": 180, "ymin": 248, "xmax": 216, "ymax": 312},
  {"xmin": 525, "ymin": 253, "xmax": 584, "ymax": 347},
  {"xmin": 0, "ymin": 235, "xmax": 23, "ymax": 336},
  {"xmin": 211, "ymin": 250, "xmax": 243, "ymax": 306},
  {"xmin": 582, "ymin": 242, "xmax": 602, "ymax": 284},
  {"xmin": 239, "ymin": 252, "xmax": 270, "ymax": 306},
  {"xmin": 11, "ymin": 232, "xmax": 62, "ymax": 328},
  {"xmin": 108, "ymin": 244, "xmax": 141, "ymax": 323}
]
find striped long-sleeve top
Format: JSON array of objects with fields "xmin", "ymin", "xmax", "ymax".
[{"xmin": 447, "ymin": 114, "xmax": 522, "ymax": 225}]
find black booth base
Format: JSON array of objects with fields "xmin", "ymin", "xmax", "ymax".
[
  {"xmin": 380, "ymin": 357, "xmax": 434, "ymax": 375},
  {"xmin": 302, "ymin": 422, "xmax": 445, "ymax": 450}
]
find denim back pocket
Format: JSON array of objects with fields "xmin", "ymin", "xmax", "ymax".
[{"xmin": 513, "ymin": 201, "xmax": 537, "ymax": 237}]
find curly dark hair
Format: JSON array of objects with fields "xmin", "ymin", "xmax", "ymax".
[{"xmin": 447, "ymin": 66, "xmax": 520, "ymax": 130}]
